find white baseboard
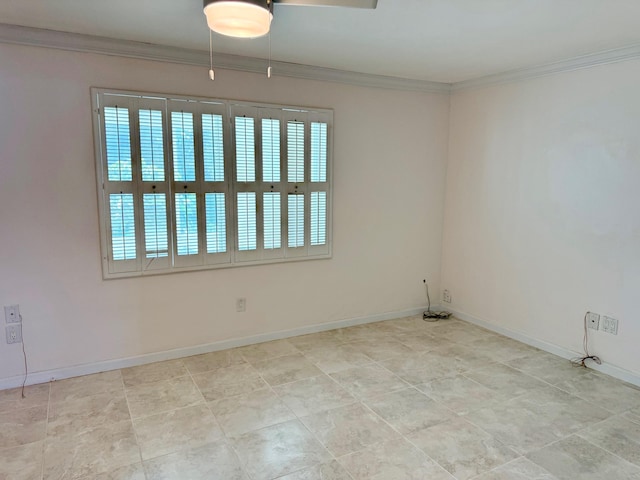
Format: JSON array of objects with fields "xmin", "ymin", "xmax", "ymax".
[
  {"xmin": 0, "ymin": 306, "xmax": 428, "ymax": 391},
  {"xmin": 449, "ymin": 307, "xmax": 640, "ymax": 388}
]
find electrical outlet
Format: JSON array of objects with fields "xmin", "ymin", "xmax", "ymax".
[
  {"xmin": 443, "ymin": 289, "xmax": 452, "ymax": 303},
  {"xmin": 609, "ymin": 317, "xmax": 619, "ymax": 335},
  {"xmin": 4, "ymin": 305, "xmax": 20, "ymax": 324},
  {"xmin": 5, "ymin": 324, "xmax": 22, "ymax": 344},
  {"xmin": 587, "ymin": 312, "xmax": 600, "ymax": 330},
  {"xmin": 236, "ymin": 298, "xmax": 246, "ymax": 313},
  {"xmin": 601, "ymin": 316, "xmax": 618, "ymax": 335}
]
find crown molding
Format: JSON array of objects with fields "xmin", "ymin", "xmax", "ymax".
[
  {"xmin": 3, "ymin": 23, "xmax": 640, "ymax": 94},
  {"xmin": 452, "ymin": 43, "xmax": 640, "ymax": 91},
  {"xmin": 0, "ymin": 23, "xmax": 451, "ymax": 94}
]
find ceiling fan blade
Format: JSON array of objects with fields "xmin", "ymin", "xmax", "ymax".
[{"xmin": 273, "ymin": 0, "xmax": 377, "ymax": 9}]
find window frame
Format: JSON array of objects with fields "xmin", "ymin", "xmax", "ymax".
[{"xmin": 91, "ymin": 88, "xmax": 333, "ymax": 279}]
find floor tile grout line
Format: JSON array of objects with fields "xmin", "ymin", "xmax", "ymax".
[
  {"xmin": 295, "ymin": 408, "xmax": 354, "ymax": 479},
  {"xmin": 456, "ymin": 406, "xmax": 552, "ymax": 457},
  {"xmin": 117, "ymin": 369, "xmax": 146, "ymax": 478},
  {"xmin": 575, "ymin": 427, "xmax": 640, "ymax": 468},
  {"xmin": 249, "ymin": 357, "xmax": 357, "ymax": 479},
  {"xmin": 189, "ymin": 366, "xmax": 256, "ymax": 480},
  {"xmin": 549, "ymin": 372, "xmax": 640, "ymax": 415},
  {"xmin": 129, "ymin": 363, "xmax": 253, "ymax": 479},
  {"xmin": 624, "ymin": 409, "xmax": 640, "ymax": 426},
  {"xmin": 431, "ymin": 374, "xmax": 626, "ymax": 461},
  {"xmin": 356, "ymin": 398, "xmax": 457, "ymax": 479},
  {"xmin": 524, "ymin": 433, "xmax": 640, "ymax": 473},
  {"xmin": 220, "ymin": 360, "xmax": 294, "ymax": 480},
  {"xmin": 238, "ymin": 339, "xmax": 304, "ymax": 366},
  {"xmin": 464, "ymin": 455, "xmax": 549, "ymax": 480},
  {"xmin": 40, "ymin": 381, "xmax": 51, "ymax": 480}
]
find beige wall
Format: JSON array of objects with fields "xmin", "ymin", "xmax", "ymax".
[
  {"xmin": 4, "ymin": 39, "xmax": 637, "ymax": 385},
  {"xmin": 442, "ymin": 60, "xmax": 640, "ymax": 376},
  {"xmin": 0, "ymin": 44, "xmax": 450, "ymax": 382}
]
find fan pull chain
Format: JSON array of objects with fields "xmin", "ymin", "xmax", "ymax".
[
  {"xmin": 209, "ymin": 29, "xmax": 215, "ymax": 81},
  {"xmin": 268, "ymin": 30, "xmax": 272, "ymax": 78},
  {"xmin": 267, "ymin": 0, "xmax": 273, "ymax": 78}
]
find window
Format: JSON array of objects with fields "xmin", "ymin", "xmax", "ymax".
[{"xmin": 92, "ymin": 89, "xmax": 332, "ymax": 278}]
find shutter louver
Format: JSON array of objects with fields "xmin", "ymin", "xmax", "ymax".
[
  {"xmin": 311, "ymin": 122, "xmax": 327, "ymax": 183},
  {"xmin": 237, "ymin": 192, "xmax": 257, "ymax": 251},
  {"xmin": 288, "ymin": 194, "xmax": 305, "ymax": 248},
  {"xmin": 104, "ymin": 106, "xmax": 132, "ymax": 182},
  {"xmin": 109, "ymin": 193, "xmax": 136, "ymax": 260},
  {"xmin": 171, "ymin": 112, "xmax": 196, "ymax": 182},
  {"xmin": 287, "ymin": 121, "xmax": 305, "ymax": 183},
  {"xmin": 143, "ymin": 193, "xmax": 168, "ymax": 258},
  {"xmin": 175, "ymin": 193, "xmax": 199, "ymax": 256},
  {"xmin": 205, "ymin": 193, "xmax": 226, "ymax": 254},
  {"xmin": 235, "ymin": 117, "xmax": 256, "ymax": 182},
  {"xmin": 139, "ymin": 109, "xmax": 165, "ymax": 182},
  {"xmin": 202, "ymin": 113, "xmax": 224, "ymax": 182},
  {"xmin": 262, "ymin": 119, "xmax": 280, "ymax": 182},
  {"xmin": 263, "ymin": 192, "xmax": 281, "ymax": 249},
  {"xmin": 310, "ymin": 191, "xmax": 327, "ymax": 246}
]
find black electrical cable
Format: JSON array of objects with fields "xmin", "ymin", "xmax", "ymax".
[
  {"xmin": 571, "ymin": 312, "xmax": 601, "ymax": 368},
  {"xmin": 422, "ymin": 280, "xmax": 451, "ymax": 321},
  {"xmin": 20, "ymin": 314, "xmax": 28, "ymax": 398}
]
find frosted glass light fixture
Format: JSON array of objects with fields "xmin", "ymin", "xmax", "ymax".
[{"xmin": 203, "ymin": 0, "xmax": 272, "ymax": 38}]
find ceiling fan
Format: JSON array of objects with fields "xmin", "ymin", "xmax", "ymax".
[{"xmin": 203, "ymin": 0, "xmax": 378, "ymax": 39}]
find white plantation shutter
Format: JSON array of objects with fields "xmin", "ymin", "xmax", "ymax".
[
  {"xmin": 288, "ymin": 194, "xmax": 305, "ymax": 248},
  {"xmin": 283, "ymin": 112, "xmax": 307, "ymax": 258},
  {"xmin": 100, "ymin": 96, "xmax": 140, "ymax": 274},
  {"xmin": 171, "ymin": 111, "xmax": 196, "ymax": 182},
  {"xmin": 310, "ymin": 191, "xmax": 327, "ymax": 246},
  {"xmin": 262, "ymin": 118, "xmax": 280, "ymax": 183},
  {"xmin": 200, "ymin": 103, "xmax": 232, "ymax": 266},
  {"xmin": 109, "ymin": 193, "xmax": 136, "ymax": 260},
  {"xmin": 287, "ymin": 121, "xmax": 305, "ymax": 183},
  {"xmin": 139, "ymin": 109, "xmax": 165, "ymax": 182},
  {"xmin": 232, "ymin": 106, "xmax": 260, "ymax": 262},
  {"xmin": 237, "ymin": 192, "xmax": 257, "ymax": 251},
  {"xmin": 174, "ymin": 192, "xmax": 199, "ymax": 256},
  {"xmin": 139, "ymin": 102, "xmax": 171, "ymax": 271},
  {"xmin": 169, "ymin": 102, "xmax": 202, "ymax": 268},
  {"xmin": 205, "ymin": 193, "xmax": 226, "ymax": 254},
  {"xmin": 202, "ymin": 113, "xmax": 224, "ymax": 182},
  {"xmin": 143, "ymin": 193, "xmax": 168, "ymax": 258},
  {"xmin": 308, "ymin": 117, "xmax": 330, "ymax": 256},
  {"xmin": 93, "ymin": 89, "xmax": 331, "ymax": 278},
  {"xmin": 263, "ymin": 192, "xmax": 281, "ymax": 249},
  {"xmin": 104, "ymin": 106, "xmax": 133, "ymax": 182},
  {"xmin": 259, "ymin": 110, "xmax": 285, "ymax": 260},
  {"xmin": 235, "ymin": 116, "xmax": 256, "ymax": 183},
  {"xmin": 311, "ymin": 122, "xmax": 327, "ymax": 183}
]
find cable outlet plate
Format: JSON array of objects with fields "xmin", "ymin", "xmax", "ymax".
[
  {"xmin": 586, "ymin": 312, "xmax": 600, "ymax": 330},
  {"xmin": 443, "ymin": 289, "xmax": 452, "ymax": 303},
  {"xmin": 4, "ymin": 305, "xmax": 20, "ymax": 324},
  {"xmin": 6, "ymin": 324, "xmax": 22, "ymax": 344}
]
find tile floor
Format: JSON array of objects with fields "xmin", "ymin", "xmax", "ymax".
[{"xmin": 2, "ymin": 316, "xmax": 640, "ymax": 479}]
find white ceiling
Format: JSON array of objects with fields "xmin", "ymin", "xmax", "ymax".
[{"xmin": 2, "ymin": 0, "xmax": 640, "ymax": 83}]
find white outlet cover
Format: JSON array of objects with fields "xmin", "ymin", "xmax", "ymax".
[
  {"xmin": 602, "ymin": 316, "xmax": 618, "ymax": 335},
  {"xmin": 4, "ymin": 305, "xmax": 20, "ymax": 324},
  {"xmin": 236, "ymin": 298, "xmax": 246, "ymax": 312},
  {"xmin": 5, "ymin": 324, "xmax": 22, "ymax": 344},
  {"xmin": 587, "ymin": 312, "xmax": 600, "ymax": 330}
]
